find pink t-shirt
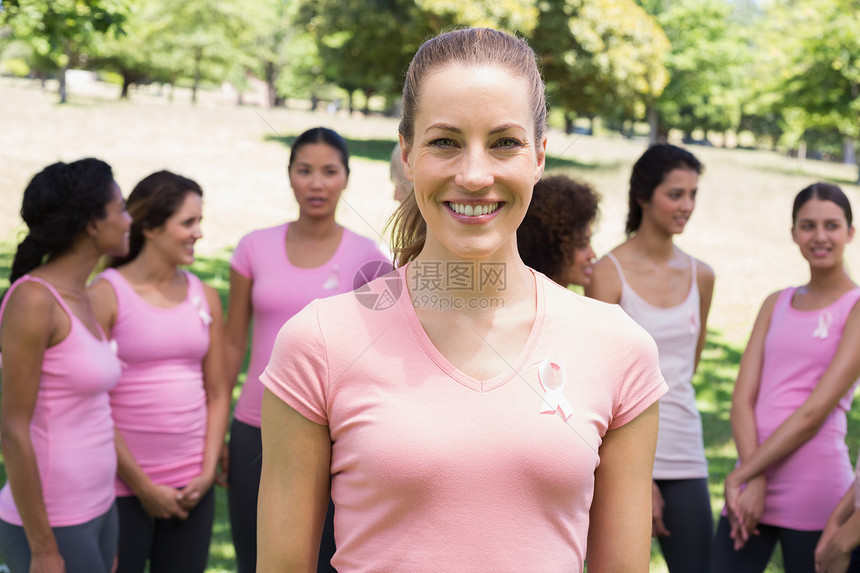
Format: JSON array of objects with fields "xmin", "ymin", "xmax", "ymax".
[
  {"xmin": 754, "ymin": 286, "xmax": 860, "ymax": 530},
  {"xmin": 261, "ymin": 267, "xmax": 667, "ymax": 571},
  {"xmin": 230, "ymin": 223, "xmax": 390, "ymax": 427},
  {"xmin": 99, "ymin": 268, "xmax": 210, "ymax": 495},
  {"xmin": 0, "ymin": 276, "xmax": 121, "ymax": 527}
]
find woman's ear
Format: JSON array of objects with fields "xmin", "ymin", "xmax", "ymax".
[{"xmin": 400, "ymin": 134, "xmax": 414, "ymax": 182}]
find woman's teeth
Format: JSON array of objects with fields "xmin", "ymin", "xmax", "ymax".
[{"xmin": 449, "ymin": 202, "xmax": 500, "ymax": 216}]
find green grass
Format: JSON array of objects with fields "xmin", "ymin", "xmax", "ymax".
[{"xmin": 2, "ymin": 244, "xmax": 860, "ymax": 572}]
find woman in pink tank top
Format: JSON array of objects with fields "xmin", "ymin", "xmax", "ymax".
[
  {"xmin": 713, "ymin": 183, "xmax": 860, "ymax": 573},
  {"xmin": 586, "ymin": 144, "xmax": 715, "ymax": 573},
  {"xmin": 0, "ymin": 158, "xmax": 131, "ymax": 573},
  {"xmin": 89, "ymin": 171, "xmax": 230, "ymax": 573}
]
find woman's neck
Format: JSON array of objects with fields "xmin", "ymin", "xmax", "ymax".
[
  {"xmin": 289, "ymin": 215, "xmax": 340, "ymax": 241},
  {"xmin": 627, "ymin": 227, "xmax": 676, "ymax": 263},
  {"xmin": 120, "ymin": 248, "xmax": 181, "ymax": 285},
  {"xmin": 806, "ymin": 264, "xmax": 855, "ymax": 295}
]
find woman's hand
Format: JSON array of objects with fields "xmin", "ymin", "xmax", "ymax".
[
  {"xmin": 728, "ymin": 474, "xmax": 765, "ymax": 550},
  {"xmin": 178, "ymin": 473, "xmax": 215, "ymax": 512},
  {"xmin": 139, "ymin": 483, "xmax": 188, "ymax": 520},
  {"xmin": 815, "ymin": 532, "xmax": 851, "ymax": 573},
  {"xmin": 29, "ymin": 551, "xmax": 65, "ymax": 573},
  {"xmin": 651, "ymin": 481, "xmax": 670, "ymax": 537}
]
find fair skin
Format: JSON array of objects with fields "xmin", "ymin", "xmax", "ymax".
[
  {"xmin": 89, "ymin": 191, "xmax": 229, "ymax": 521},
  {"xmin": 258, "ymin": 62, "xmax": 659, "ymax": 571},
  {"xmin": 726, "ymin": 197, "xmax": 860, "ymax": 550},
  {"xmin": 815, "ymin": 486, "xmax": 860, "ymax": 573},
  {"xmin": 222, "ymin": 141, "xmax": 349, "ymax": 482},
  {"xmin": 585, "ymin": 166, "xmax": 715, "ymax": 536},
  {"xmin": 0, "ymin": 183, "xmax": 130, "ymax": 573}
]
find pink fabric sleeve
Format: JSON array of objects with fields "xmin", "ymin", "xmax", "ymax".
[
  {"xmin": 609, "ymin": 312, "xmax": 667, "ymax": 430},
  {"xmin": 259, "ymin": 300, "xmax": 329, "ymax": 425},
  {"xmin": 230, "ymin": 232, "xmax": 253, "ymax": 279}
]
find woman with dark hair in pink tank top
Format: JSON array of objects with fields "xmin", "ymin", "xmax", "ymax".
[
  {"xmin": 0, "ymin": 158, "xmax": 131, "ymax": 572},
  {"xmin": 88, "ymin": 171, "xmax": 230, "ymax": 573},
  {"xmin": 712, "ymin": 183, "xmax": 860, "ymax": 573},
  {"xmin": 586, "ymin": 143, "xmax": 715, "ymax": 573}
]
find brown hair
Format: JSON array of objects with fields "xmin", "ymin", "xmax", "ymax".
[
  {"xmin": 792, "ymin": 182, "xmax": 853, "ymax": 227},
  {"xmin": 109, "ymin": 170, "xmax": 203, "ymax": 267},
  {"xmin": 389, "ymin": 28, "xmax": 547, "ymax": 267}
]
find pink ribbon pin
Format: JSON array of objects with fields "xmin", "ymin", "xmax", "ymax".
[{"xmin": 539, "ymin": 354, "xmax": 574, "ymax": 421}]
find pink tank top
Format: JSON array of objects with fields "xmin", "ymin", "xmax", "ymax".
[
  {"xmin": 0, "ymin": 276, "xmax": 120, "ymax": 526},
  {"xmin": 605, "ymin": 253, "xmax": 707, "ymax": 479},
  {"xmin": 100, "ymin": 268, "xmax": 210, "ymax": 495},
  {"xmin": 754, "ymin": 286, "xmax": 860, "ymax": 529}
]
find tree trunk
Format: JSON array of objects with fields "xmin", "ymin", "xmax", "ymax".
[
  {"xmin": 648, "ymin": 103, "xmax": 659, "ymax": 144},
  {"xmin": 797, "ymin": 140, "xmax": 807, "ymax": 163},
  {"xmin": 564, "ymin": 113, "xmax": 574, "ymax": 135},
  {"xmin": 120, "ymin": 74, "xmax": 132, "ymax": 99},
  {"xmin": 348, "ymin": 91, "xmax": 355, "ymax": 115},
  {"xmin": 192, "ymin": 47, "xmax": 202, "ymax": 105},
  {"xmin": 843, "ymin": 136, "xmax": 856, "ymax": 165},
  {"xmin": 58, "ymin": 66, "xmax": 68, "ymax": 104}
]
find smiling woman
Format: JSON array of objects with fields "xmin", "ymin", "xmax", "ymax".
[{"xmin": 257, "ymin": 28, "xmax": 667, "ymax": 572}]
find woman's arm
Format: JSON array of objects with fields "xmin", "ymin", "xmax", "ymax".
[
  {"xmin": 725, "ymin": 292, "xmax": 778, "ymax": 546},
  {"xmin": 178, "ymin": 285, "xmax": 230, "ymax": 509},
  {"xmin": 816, "ymin": 486, "xmax": 860, "ymax": 572},
  {"xmin": 0, "ymin": 283, "xmax": 64, "ymax": 569},
  {"xmin": 586, "ymin": 402, "xmax": 659, "ymax": 571},
  {"xmin": 583, "ymin": 255, "xmax": 622, "ymax": 303},
  {"xmin": 88, "ymin": 277, "xmax": 118, "ymax": 334},
  {"xmin": 224, "ymin": 269, "xmax": 252, "ymax": 393},
  {"xmin": 258, "ymin": 390, "xmax": 331, "ymax": 571},
  {"xmin": 114, "ymin": 430, "xmax": 188, "ymax": 520},
  {"xmin": 694, "ymin": 259, "xmax": 715, "ymax": 372}
]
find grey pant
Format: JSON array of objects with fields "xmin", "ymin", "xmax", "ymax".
[{"xmin": 0, "ymin": 502, "xmax": 118, "ymax": 573}]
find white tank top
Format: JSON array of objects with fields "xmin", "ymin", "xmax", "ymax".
[{"xmin": 606, "ymin": 253, "xmax": 708, "ymax": 479}]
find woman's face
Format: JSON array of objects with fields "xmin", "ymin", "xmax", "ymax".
[
  {"xmin": 144, "ymin": 192, "xmax": 203, "ymax": 267},
  {"xmin": 402, "ymin": 63, "xmax": 546, "ymax": 261},
  {"xmin": 289, "ymin": 143, "xmax": 348, "ymax": 220},
  {"xmin": 559, "ymin": 225, "xmax": 596, "ymax": 287},
  {"xmin": 792, "ymin": 197, "xmax": 854, "ymax": 269},
  {"xmin": 640, "ymin": 167, "xmax": 698, "ymax": 236},
  {"xmin": 93, "ymin": 181, "xmax": 131, "ymax": 257}
]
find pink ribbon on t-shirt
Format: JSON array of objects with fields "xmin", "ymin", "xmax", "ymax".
[
  {"xmin": 539, "ymin": 354, "xmax": 573, "ymax": 421},
  {"xmin": 192, "ymin": 296, "xmax": 213, "ymax": 327},
  {"xmin": 812, "ymin": 310, "xmax": 832, "ymax": 339}
]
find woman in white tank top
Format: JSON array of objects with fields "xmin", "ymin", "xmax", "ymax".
[{"xmin": 585, "ymin": 143, "xmax": 715, "ymax": 573}]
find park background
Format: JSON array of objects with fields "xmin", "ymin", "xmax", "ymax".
[{"xmin": 1, "ymin": 0, "xmax": 859, "ymax": 571}]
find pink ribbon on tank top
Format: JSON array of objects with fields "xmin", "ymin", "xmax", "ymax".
[
  {"xmin": 192, "ymin": 296, "xmax": 213, "ymax": 326},
  {"xmin": 538, "ymin": 354, "xmax": 573, "ymax": 421},
  {"xmin": 812, "ymin": 310, "xmax": 832, "ymax": 339}
]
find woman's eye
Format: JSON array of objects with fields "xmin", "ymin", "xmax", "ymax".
[
  {"xmin": 429, "ymin": 137, "xmax": 457, "ymax": 148},
  {"xmin": 495, "ymin": 138, "xmax": 523, "ymax": 149}
]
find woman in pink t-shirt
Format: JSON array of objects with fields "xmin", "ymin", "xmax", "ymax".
[
  {"xmin": 0, "ymin": 159, "xmax": 131, "ymax": 572},
  {"xmin": 224, "ymin": 127, "xmax": 390, "ymax": 572},
  {"xmin": 257, "ymin": 28, "xmax": 666, "ymax": 572},
  {"xmin": 713, "ymin": 183, "xmax": 860, "ymax": 572},
  {"xmin": 89, "ymin": 170, "xmax": 230, "ymax": 572}
]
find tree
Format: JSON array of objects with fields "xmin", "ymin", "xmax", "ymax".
[
  {"xmin": 1, "ymin": 0, "xmax": 128, "ymax": 102},
  {"xmin": 532, "ymin": 0, "xmax": 669, "ymax": 140},
  {"xmin": 649, "ymin": 0, "xmax": 752, "ymax": 143}
]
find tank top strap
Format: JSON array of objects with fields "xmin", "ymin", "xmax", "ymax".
[
  {"xmin": 689, "ymin": 256, "xmax": 698, "ymax": 292},
  {"xmin": 2, "ymin": 275, "xmax": 108, "ymax": 340},
  {"xmin": 604, "ymin": 252, "xmax": 629, "ymax": 288}
]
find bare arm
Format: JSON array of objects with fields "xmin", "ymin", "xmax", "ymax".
[
  {"xmin": 586, "ymin": 402, "xmax": 659, "ymax": 571},
  {"xmin": 694, "ymin": 259, "xmax": 715, "ymax": 372},
  {"xmin": 88, "ymin": 277, "xmax": 118, "ymax": 335},
  {"xmin": 224, "ymin": 269, "xmax": 252, "ymax": 394},
  {"xmin": 816, "ymin": 486, "xmax": 860, "ymax": 572},
  {"xmin": 724, "ymin": 292, "xmax": 778, "ymax": 546},
  {"xmin": 584, "ymin": 255, "xmax": 622, "ymax": 303},
  {"xmin": 0, "ymin": 283, "xmax": 64, "ymax": 569},
  {"xmin": 258, "ymin": 390, "xmax": 331, "ymax": 571},
  {"xmin": 179, "ymin": 285, "xmax": 230, "ymax": 508}
]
